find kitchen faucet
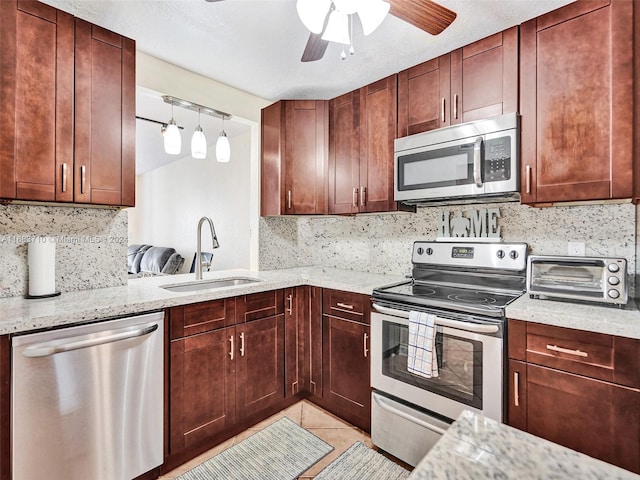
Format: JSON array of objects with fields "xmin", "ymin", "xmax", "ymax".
[{"xmin": 196, "ymin": 216, "xmax": 220, "ymax": 280}]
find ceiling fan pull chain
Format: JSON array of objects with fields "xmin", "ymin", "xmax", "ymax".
[{"xmin": 349, "ymin": 14, "xmax": 355, "ymax": 55}]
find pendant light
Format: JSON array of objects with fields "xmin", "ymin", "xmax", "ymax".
[
  {"xmin": 163, "ymin": 104, "xmax": 181, "ymax": 155},
  {"xmin": 216, "ymin": 116, "xmax": 231, "ymax": 163},
  {"xmin": 191, "ymin": 109, "xmax": 207, "ymax": 159}
]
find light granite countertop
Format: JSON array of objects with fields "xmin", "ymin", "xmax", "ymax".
[
  {"xmin": 409, "ymin": 410, "xmax": 640, "ymax": 480},
  {"xmin": 0, "ymin": 267, "xmax": 405, "ymax": 336},
  {"xmin": 506, "ymin": 295, "xmax": 640, "ymax": 340}
]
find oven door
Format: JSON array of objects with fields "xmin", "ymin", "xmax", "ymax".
[{"xmin": 371, "ymin": 306, "xmax": 503, "ymax": 422}]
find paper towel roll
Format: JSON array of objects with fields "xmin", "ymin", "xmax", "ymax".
[{"xmin": 28, "ymin": 237, "xmax": 56, "ymax": 297}]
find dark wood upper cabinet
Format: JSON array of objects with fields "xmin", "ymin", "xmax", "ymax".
[
  {"xmin": 260, "ymin": 100, "xmax": 328, "ymax": 215},
  {"xmin": 520, "ymin": 0, "xmax": 634, "ymax": 204},
  {"xmin": 0, "ymin": 1, "xmax": 135, "ymax": 207},
  {"xmin": 328, "ymin": 75, "xmax": 398, "ymax": 214},
  {"xmin": 75, "ymin": 19, "xmax": 136, "ymax": 206},
  {"xmin": 0, "ymin": 0, "xmax": 74, "ymax": 203},
  {"xmin": 398, "ymin": 26, "xmax": 517, "ymax": 137}
]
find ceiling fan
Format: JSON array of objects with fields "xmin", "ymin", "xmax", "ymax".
[{"xmin": 299, "ymin": 0, "xmax": 457, "ymax": 62}]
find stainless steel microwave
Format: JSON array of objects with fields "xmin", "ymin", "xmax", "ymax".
[
  {"xmin": 527, "ymin": 255, "xmax": 628, "ymax": 306},
  {"xmin": 394, "ymin": 113, "xmax": 520, "ymax": 205}
]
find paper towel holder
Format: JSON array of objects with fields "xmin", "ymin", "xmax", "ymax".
[{"xmin": 25, "ymin": 291, "xmax": 61, "ymax": 300}]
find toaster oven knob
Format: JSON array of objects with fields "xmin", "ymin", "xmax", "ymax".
[
  {"xmin": 496, "ymin": 250, "xmax": 505, "ymax": 259},
  {"xmin": 608, "ymin": 289, "xmax": 620, "ymax": 299},
  {"xmin": 607, "ymin": 263, "xmax": 620, "ymax": 273},
  {"xmin": 426, "ymin": 248, "xmax": 433, "ymax": 255},
  {"xmin": 608, "ymin": 276, "xmax": 620, "ymax": 286},
  {"xmin": 509, "ymin": 250, "xmax": 519, "ymax": 260},
  {"xmin": 416, "ymin": 247, "xmax": 424, "ymax": 255}
]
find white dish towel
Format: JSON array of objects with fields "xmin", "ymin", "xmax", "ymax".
[{"xmin": 407, "ymin": 311, "xmax": 439, "ymax": 378}]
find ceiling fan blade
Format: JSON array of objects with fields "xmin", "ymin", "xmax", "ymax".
[
  {"xmin": 389, "ymin": 0, "xmax": 456, "ymax": 35},
  {"xmin": 301, "ymin": 32, "xmax": 329, "ymax": 62}
]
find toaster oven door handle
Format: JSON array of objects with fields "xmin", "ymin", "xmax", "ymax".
[
  {"xmin": 371, "ymin": 303, "xmax": 499, "ymax": 334},
  {"xmin": 473, "ymin": 137, "xmax": 483, "ymax": 188}
]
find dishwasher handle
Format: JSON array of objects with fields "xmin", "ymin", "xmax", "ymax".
[{"xmin": 22, "ymin": 322, "xmax": 159, "ymax": 358}]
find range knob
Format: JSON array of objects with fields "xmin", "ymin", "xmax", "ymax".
[
  {"xmin": 426, "ymin": 248, "xmax": 433, "ymax": 255},
  {"xmin": 608, "ymin": 263, "xmax": 620, "ymax": 273},
  {"xmin": 416, "ymin": 247, "xmax": 424, "ymax": 255},
  {"xmin": 608, "ymin": 276, "xmax": 620, "ymax": 286},
  {"xmin": 608, "ymin": 289, "xmax": 620, "ymax": 299},
  {"xmin": 509, "ymin": 250, "xmax": 519, "ymax": 260},
  {"xmin": 496, "ymin": 250, "xmax": 505, "ymax": 259}
]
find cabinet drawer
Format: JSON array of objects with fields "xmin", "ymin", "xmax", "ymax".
[
  {"xmin": 169, "ymin": 299, "xmax": 236, "ymax": 339},
  {"xmin": 236, "ymin": 290, "xmax": 284, "ymax": 324},
  {"xmin": 323, "ymin": 289, "xmax": 370, "ymax": 324},
  {"xmin": 508, "ymin": 319, "xmax": 640, "ymax": 388}
]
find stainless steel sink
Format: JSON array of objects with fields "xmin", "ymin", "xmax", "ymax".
[{"xmin": 161, "ymin": 277, "xmax": 261, "ymax": 293}]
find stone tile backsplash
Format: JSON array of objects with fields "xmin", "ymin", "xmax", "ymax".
[
  {"xmin": 0, "ymin": 204, "xmax": 128, "ymax": 298},
  {"xmin": 260, "ymin": 202, "xmax": 637, "ymax": 294}
]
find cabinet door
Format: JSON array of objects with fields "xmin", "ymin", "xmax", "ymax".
[
  {"xmin": 526, "ymin": 364, "xmax": 640, "ymax": 473},
  {"xmin": 328, "ymin": 91, "xmax": 360, "ymax": 214},
  {"xmin": 285, "ymin": 286, "xmax": 309, "ymax": 397},
  {"xmin": 322, "ymin": 316, "xmax": 371, "ymax": 432},
  {"xmin": 169, "ymin": 326, "xmax": 236, "ymax": 453},
  {"xmin": 260, "ymin": 101, "xmax": 285, "ymax": 216},
  {"xmin": 236, "ymin": 314, "xmax": 285, "ymax": 420},
  {"xmin": 284, "ymin": 100, "xmax": 328, "ymax": 214},
  {"xmin": 507, "ymin": 359, "xmax": 527, "ymax": 432},
  {"xmin": 450, "ymin": 27, "xmax": 518, "ymax": 124},
  {"xmin": 520, "ymin": 0, "xmax": 633, "ymax": 204},
  {"xmin": 359, "ymin": 75, "xmax": 397, "ymax": 213},
  {"xmin": 397, "ymin": 55, "xmax": 451, "ymax": 137},
  {"xmin": 0, "ymin": 0, "xmax": 73, "ymax": 202},
  {"xmin": 308, "ymin": 286, "xmax": 323, "ymax": 398},
  {"xmin": 75, "ymin": 19, "xmax": 136, "ymax": 206}
]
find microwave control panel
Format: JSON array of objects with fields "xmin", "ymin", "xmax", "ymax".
[{"xmin": 484, "ymin": 137, "xmax": 511, "ymax": 182}]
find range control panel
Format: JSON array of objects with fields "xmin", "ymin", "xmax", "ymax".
[{"xmin": 412, "ymin": 241, "xmax": 528, "ymax": 271}]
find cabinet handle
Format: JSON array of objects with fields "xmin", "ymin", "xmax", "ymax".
[
  {"xmin": 336, "ymin": 302, "xmax": 354, "ymax": 310},
  {"xmin": 453, "ymin": 94, "xmax": 458, "ymax": 120},
  {"xmin": 310, "ymin": 380, "xmax": 316, "ymax": 395},
  {"xmin": 441, "ymin": 97, "xmax": 446, "ymax": 123},
  {"xmin": 80, "ymin": 165, "xmax": 86, "ymax": 194},
  {"xmin": 513, "ymin": 371, "xmax": 520, "ymax": 407},
  {"xmin": 363, "ymin": 332, "xmax": 369, "ymax": 358},
  {"xmin": 286, "ymin": 294, "xmax": 293, "ymax": 315},
  {"xmin": 546, "ymin": 344, "xmax": 588, "ymax": 358},
  {"xmin": 292, "ymin": 381, "xmax": 298, "ymax": 395},
  {"xmin": 61, "ymin": 163, "xmax": 68, "ymax": 193},
  {"xmin": 525, "ymin": 165, "xmax": 532, "ymax": 194},
  {"xmin": 360, "ymin": 186, "xmax": 366, "ymax": 207},
  {"xmin": 287, "ymin": 190, "xmax": 292, "ymax": 210},
  {"xmin": 352, "ymin": 188, "xmax": 358, "ymax": 207},
  {"xmin": 229, "ymin": 335, "xmax": 234, "ymax": 360},
  {"xmin": 240, "ymin": 332, "xmax": 245, "ymax": 357}
]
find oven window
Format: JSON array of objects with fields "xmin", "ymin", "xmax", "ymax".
[{"xmin": 381, "ymin": 320, "xmax": 482, "ymax": 409}]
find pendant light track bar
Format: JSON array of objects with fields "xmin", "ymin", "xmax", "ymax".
[
  {"xmin": 162, "ymin": 95, "xmax": 231, "ymax": 121},
  {"xmin": 135, "ymin": 115, "xmax": 185, "ymax": 130}
]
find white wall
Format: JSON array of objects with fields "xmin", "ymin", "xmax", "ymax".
[{"xmin": 129, "ymin": 131, "xmax": 253, "ymax": 272}]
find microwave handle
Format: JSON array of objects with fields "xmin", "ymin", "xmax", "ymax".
[{"xmin": 473, "ymin": 137, "xmax": 483, "ymax": 188}]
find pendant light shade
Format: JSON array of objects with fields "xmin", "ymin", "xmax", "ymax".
[
  {"xmin": 191, "ymin": 125, "xmax": 207, "ymax": 159},
  {"xmin": 296, "ymin": 0, "xmax": 331, "ymax": 34},
  {"xmin": 216, "ymin": 131, "xmax": 231, "ymax": 163},
  {"xmin": 191, "ymin": 110, "xmax": 207, "ymax": 159},
  {"xmin": 358, "ymin": 0, "xmax": 390, "ymax": 35},
  {"xmin": 164, "ymin": 119, "xmax": 181, "ymax": 155},
  {"xmin": 322, "ymin": 10, "xmax": 350, "ymax": 45}
]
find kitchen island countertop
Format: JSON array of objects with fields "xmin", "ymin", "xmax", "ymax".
[{"xmin": 409, "ymin": 410, "xmax": 640, "ymax": 480}]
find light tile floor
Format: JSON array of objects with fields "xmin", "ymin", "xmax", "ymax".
[{"xmin": 159, "ymin": 400, "xmax": 390, "ymax": 479}]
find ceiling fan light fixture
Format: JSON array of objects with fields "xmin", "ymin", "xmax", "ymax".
[
  {"xmin": 296, "ymin": 0, "xmax": 331, "ymax": 34},
  {"xmin": 357, "ymin": 0, "xmax": 390, "ymax": 36},
  {"xmin": 333, "ymin": 0, "xmax": 361, "ymax": 15},
  {"xmin": 322, "ymin": 10, "xmax": 350, "ymax": 45},
  {"xmin": 164, "ymin": 119, "xmax": 181, "ymax": 155}
]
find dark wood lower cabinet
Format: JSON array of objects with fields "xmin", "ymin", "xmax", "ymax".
[{"xmin": 322, "ymin": 315, "xmax": 371, "ymax": 432}]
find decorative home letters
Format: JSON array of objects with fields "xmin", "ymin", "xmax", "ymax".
[{"xmin": 438, "ymin": 208, "xmax": 502, "ymax": 239}]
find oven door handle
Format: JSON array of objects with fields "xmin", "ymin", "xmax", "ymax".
[
  {"xmin": 374, "ymin": 394, "xmax": 448, "ymax": 436},
  {"xmin": 372, "ymin": 303, "xmax": 499, "ymax": 334}
]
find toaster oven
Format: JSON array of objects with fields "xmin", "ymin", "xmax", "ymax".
[{"xmin": 527, "ymin": 255, "xmax": 628, "ymax": 306}]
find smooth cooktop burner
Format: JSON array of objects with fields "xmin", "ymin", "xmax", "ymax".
[{"xmin": 448, "ymin": 292, "xmax": 498, "ymax": 304}]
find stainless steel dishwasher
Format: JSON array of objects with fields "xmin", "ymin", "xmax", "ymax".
[{"xmin": 11, "ymin": 311, "xmax": 164, "ymax": 480}]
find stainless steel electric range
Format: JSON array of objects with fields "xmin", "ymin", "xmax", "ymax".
[{"xmin": 370, "ymin": 241, "xmax": 528, "ymax": 467}]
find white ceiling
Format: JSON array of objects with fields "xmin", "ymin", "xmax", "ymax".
[{"xmin": 41, "ymin": 0, "xmax": 575, "ymax": 101}]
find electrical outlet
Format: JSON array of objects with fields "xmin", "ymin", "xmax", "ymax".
[{"xmin": 567, "ymin": 241, "xmax": 585, "ymax": 256}]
